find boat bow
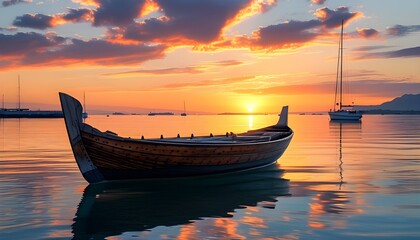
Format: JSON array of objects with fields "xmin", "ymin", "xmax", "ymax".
[{"xmin": 59, "ymin": 92, "xmax": 105, "ymax": 183}]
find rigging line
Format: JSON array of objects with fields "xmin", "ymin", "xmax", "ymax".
[
  {"xmin": 334, "ymin": 26, "xmax": 341, "ymax": 111},
  {"xmin": 340, "ymin": 19, "xmax": 344, "ymax": 110}
]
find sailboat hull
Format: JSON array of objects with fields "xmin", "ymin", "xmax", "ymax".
[{"xmin": 329, "ymin": 111, "xmax": 362, "ymax": 121}]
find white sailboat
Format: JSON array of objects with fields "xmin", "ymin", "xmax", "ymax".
[{"xmin": 329, "ymin": 20, "xmax": 362, "ymax": 121}]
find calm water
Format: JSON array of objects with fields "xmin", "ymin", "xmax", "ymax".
[{"xmin": 1, "ymin": 114, "xmax": 419, "ymax": 239}]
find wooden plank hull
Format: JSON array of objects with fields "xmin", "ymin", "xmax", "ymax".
[
  {"xmin": 59, "ymin": 92, "xmax": 293, "ymax": 183},
  {"xmin": 80, "ymin": 129, "xmax": 292, "ymax": 180}
]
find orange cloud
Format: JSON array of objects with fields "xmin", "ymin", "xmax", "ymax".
[
  {"xmin": 140, "ymin": 0, "xmax": 160, "ymax": 17},
  {"xmin": 105, "ymin": 60, "xmax": 244, "ymax": 76},
  {"xmin": 224, "ymin": 0, "xmax": 277, "ymax": 32}
]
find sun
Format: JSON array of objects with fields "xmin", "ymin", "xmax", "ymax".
[{"xmin": 246, "ymin": 103, "xmax": 255, "ymax": 113}]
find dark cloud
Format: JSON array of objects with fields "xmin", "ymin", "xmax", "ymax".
[
  {"xmin": 13, "ymin": 14, "xmax": 54, "ymax": 30},
  {"xmin": 0, "ymin": 32, "xmax": 65, "ymax": 55},
  {"xmin": 93, "ymin": 0, "xmax": 145, "ymax": 26},
  {"xmin": 234, "ymin": 80, "xmax": 420, "ymax": 97},
  {"xmin": 358, "ymin": 46, "xmax": 420, "ymax": 59},
  {"xmin": 223, "ymin": 7, "xmax": 361, "ymax": 50},
  {"xmin": 315, "ymin": 7, "xmax": 361, "ymax": 29},
  {"xmin": 2, "ymin": 0, "xmax": 31, "ymax": 7},
  {"xmin": 386, "ymin": 24, "xmax": 420, "ymax": 37},
  {"xmin": 0, "ymin": 31, "xmax": 167, "ymax": 69},
  {"xmin": 62, "ymin": 8, "xmax": 93, "ymax": 22},
  {"xmin": 12, "ymin": 9, "xmax": 93, "ymax": 30},
  {"xmin": 118, "ymin": 0, "xmax": 255, "ymax": 44},
  {"xmin": 255, "ymin": 20, "xmax": 321, "ymax": 49},
  {"xmin": 21, "ymin": 38, "xmax": 167, "ymax": 66},
  {"xmin": 355, "ymin": 28, "xmax": 379, "ymax": 39}
]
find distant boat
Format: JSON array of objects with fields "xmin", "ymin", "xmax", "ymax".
[
  {"xmin": 328, "ymin": 20, "xmax": 362, "ymax": 121},
  {"xmin": 0, "ymin": 75, "xmax": 63, "ymax": 118},
  {"xmin": 181, "ymin": 101, "xmax": 187, "ymax": 116},
  {"xmin": 82, "ymin": 92, "xmax": 88, "ymax": 119},
  {"xmin": 148, "ymin": 112, "xmax": 174, "ymax": 116},
  {"xmin": 59, "ymin": 92, "xmax": 293, "ymax": 184},
  {"xmin": 0, "ymin": 108, "xmax": 63, "ymax": 118}
]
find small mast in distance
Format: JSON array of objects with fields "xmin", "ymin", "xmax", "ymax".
[{"xmin": 82, "ymin": 91, "xmax": 88, "ymax": 119}]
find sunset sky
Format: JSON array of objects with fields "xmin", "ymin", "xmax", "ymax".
[{"xmin": 0, "ymin": 0, "xmax": 419, "ymax": 113}]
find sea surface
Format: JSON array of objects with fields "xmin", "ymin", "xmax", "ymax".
[{"xmin": 0, "ymin": 114, "xmax": 419, "ymax": 240}]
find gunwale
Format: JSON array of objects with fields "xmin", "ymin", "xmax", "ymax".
[{"xmin": 80, "ymin": 123, "xmax": 293, "ymax": 147}]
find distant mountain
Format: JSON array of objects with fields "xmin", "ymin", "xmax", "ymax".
[{"xmin": 356, "ymin": 94, "xmax": 420, "ymax": 112}]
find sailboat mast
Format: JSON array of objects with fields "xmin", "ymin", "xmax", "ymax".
[
  {"xmin": 339, "ymin": 20, "xmax": 344, "ymax": 110},
  {"xmin": 18, "ymin": 74, "xmax": 21, "ymax": 110}
]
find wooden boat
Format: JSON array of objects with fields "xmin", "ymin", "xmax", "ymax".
[
  {"xmin": 329, "ymin": 20, "xmax": 362, "ymax": 121},
  {"xmin": 59, "ymin": 92, "xmax": 293, "ymax": 183}
]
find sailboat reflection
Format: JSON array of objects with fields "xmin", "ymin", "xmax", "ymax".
[
  {"xmin": 72, "ymin": 164, "xmax": 289, "ymax": 239},
  {"xmin": 329, "ymin": 120, "xmax": 361, "ymax": 190},
  {"xmin": 308, "ymin": 122, "xmax": 362, "ymax": 228}
]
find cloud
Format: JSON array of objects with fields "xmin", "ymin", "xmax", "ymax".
[
  {"xmin": 2, "ymin": 0, "xmax": 31, "ymax": 7},
  {"xmin": 61, "ymin": 8, "xmax": 93, "ymax": 22},
  {"xmin": 13, "ymin": 14, "xmax": 54, "ymax": 30},
  {"xmin": 386, "ymin": 24, "xmax": 420, "ymax": 37},
  {"xmin": 0, "ymin": 26, "xmax": 17, "ymax": 32},
  {"xmin": 112, "ymin": 0, "xmax": 274, "ymax": 44},
  {"xmin": 355, "ymin": 28, "xmax": 379, "ymax": 39},
  {"xmin": 0, "ymin": 32, "xmax": 167, "ymax": 68},
  {"xmin": 352, "ymin": 45, "xmax": 391, "ymax": 52},
  {"xmin": 108, "ymin": 66, "xmax": 203, "ymax": 76},
  {"xmin": 310, "ymin": 0, "xmax": 326, "ymax": 5},
  {"xmin": 314, "ymin": 7, "xmax": 362, "ymax": 29},
  {"xmin": 93, "ymin": 0, "xmax": 146, "ymax": 26},
  {"xmin": 234, "ymin": 80, "xmax": 420, "ymax": 97},
  {"xmin": 13, "ymin": 9, "xmax": 93, "ymax": 29},
  {"xmin": 105, "ymin": 60, "xmax": 244, "ymax": 76},
  {"xmin": 21, "ymin": 38, "xmax": 167, "ymax": 66},
  {"xmin": 252, "ymin": 20, "xmax": 321, "ymax": 49},
  {"xmin": 357, "ymin": 46, "xmax": 420, "ymax": 59},
  {"xmin": 0, "ymin": 32, "xmax": 65, "ymax": 55},
  {"xmin": 221, "ymin": 7, "xmax": 362, "ymax": 50}
]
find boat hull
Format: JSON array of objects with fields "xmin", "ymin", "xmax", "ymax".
[
  {"xmin": 79, "ymin": 129, "xmax": 292, "ymax": 181},
  {"xmin": 329, "ymin": 111, "xmax": 362, "ymax": 121},
  {"xmin": 59, "ymin": 92, "xmax": 293, "ymax": 183}
]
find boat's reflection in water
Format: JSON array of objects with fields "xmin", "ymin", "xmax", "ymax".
[{"xmin": 72, "ymin": 164, "xmax": 290, "ymax": 239}]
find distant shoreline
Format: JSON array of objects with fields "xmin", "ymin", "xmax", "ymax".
[
  {"xmin": 218, "ymin": 112, "xmax": 268, "ymax": 115},
  {"xmin": 361, "ymin": 110, "xmax": 420, "ymax": 115}
]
